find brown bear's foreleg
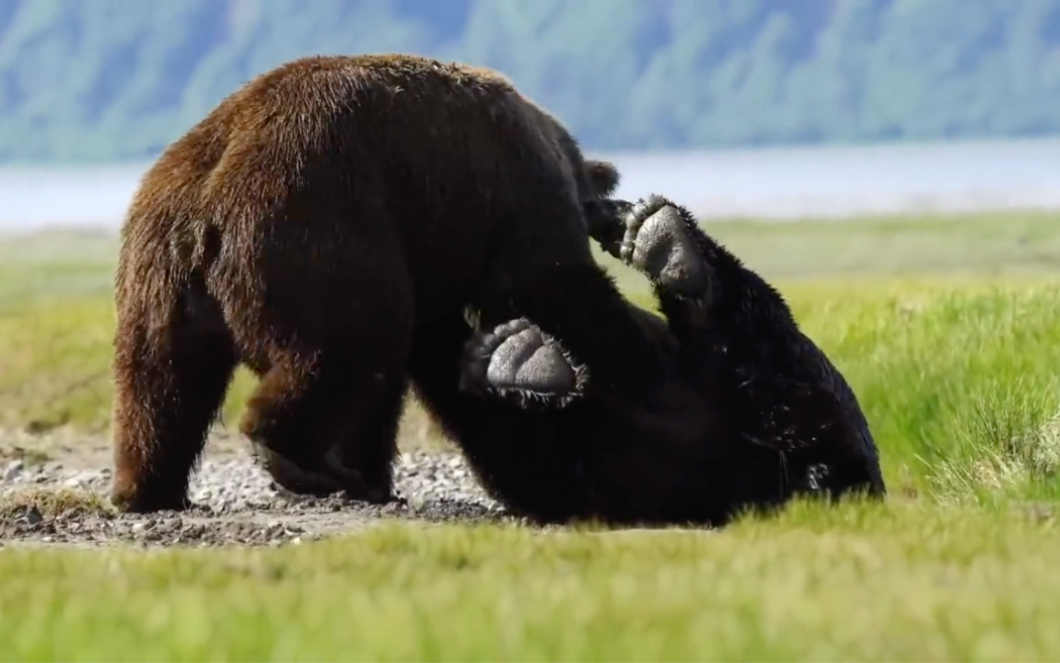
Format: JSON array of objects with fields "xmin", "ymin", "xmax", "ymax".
[
  {"xmin": 110, "ymin": 301, "xmax": 238, "ymax": 513},
  {"xmin": 331, "ymin": 369, "xmax": 408, "ymax": 500}
]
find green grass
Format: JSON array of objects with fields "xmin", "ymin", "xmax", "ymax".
[
  {"xmin": 4, "ymin": 210, "xmax": 1060, "ymax": 660},
  {"xmin": 2, "ymin": 503, "xmax": 1060, "ymax": 661}
]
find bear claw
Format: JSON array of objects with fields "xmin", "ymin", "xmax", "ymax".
[
  {"xmin": 619, "ymin": 195, "xmax": 711, "ymax": 299},
  {"xmin": 460, "ymin": 318, "xmax": 583, "ymax": 407}
]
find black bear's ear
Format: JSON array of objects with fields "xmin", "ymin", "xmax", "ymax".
[{"xmin": 584, "ymin": 159, "xmax": 620, "ymax": 197}]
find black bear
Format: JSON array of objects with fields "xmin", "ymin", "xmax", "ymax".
[
  {"xmin": 419, "ymin": 194, "xmax": 886, "ymax": 526},
  {"xmin": 110, "ymin": 52, "xmax": 669, "ymax": 513}
]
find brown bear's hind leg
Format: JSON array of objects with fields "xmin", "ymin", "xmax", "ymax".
[
  {"xmin": 263, "ymin": 368, "xmax": 409, "ymax": 500},
  {"xmin": 238, "ymin": 347, "xmax": 406, "ymax": 505},
  {"xmin": 253, "ymin": 444, "xmax": 345, "ymax": 497},
  {"xmin": 110, "ymin": 299, "xmax": 238, "ymax": 513}
]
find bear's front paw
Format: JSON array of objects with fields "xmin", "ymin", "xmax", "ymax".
[
  {"xmin": 619, "ymin": 195, "xmax": 711, "ymax": 299},
  {"xmin": 109, "ymin": 485, "xmax": 194, "ymax": 514},
  {"xmin": 460, "ymin": 318, "xmax": 584, "ymax": 408}
]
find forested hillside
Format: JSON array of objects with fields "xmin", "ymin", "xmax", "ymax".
[{"xmin": 1, "ymin": 0, "xmax": 1059, "ymax": 164}]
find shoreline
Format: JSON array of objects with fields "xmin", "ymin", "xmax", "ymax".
[{"xmin": 1, "ymin": 137, "xmax": 1059, "ymax": 230}]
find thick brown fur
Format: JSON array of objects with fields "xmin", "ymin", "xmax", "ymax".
[{"xmin": 110, "ymin": 53, "xmax": 668, "ymax": 513}]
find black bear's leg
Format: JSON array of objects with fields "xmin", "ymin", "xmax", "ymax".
[
  {"xmin": 459, "ymin": 317, "xmax": 585, "ymax": 410},
  {"xmin": 111, "ymin": 285, "xmax": 238, "ymax": 513},
  {"xmin": 591, "ymin": 195, "xmax": 716, "ymax": 337},
  {"xmin": 407, "ymin": 314, "xmax": 589, "ymax": 524},
  {"xmin": 505, "ymin": 265, "xmax": 665, "ymax": 398},
  {"xmin": 488, "ymin": 200, "xmax": 669, "ymax": 402},
  {"xmin": 618, "ymin": 196, "xmax": 712, "ymax": 300}
]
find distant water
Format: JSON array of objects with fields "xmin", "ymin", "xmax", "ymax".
[{"xmin": 1, "ymin": 137, "xmax": 1059, "ymax": 232}]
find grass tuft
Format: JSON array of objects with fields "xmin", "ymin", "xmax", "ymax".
[{"xmin": 0, "ymin": 486, "xmax": 113, "ymax": 520}]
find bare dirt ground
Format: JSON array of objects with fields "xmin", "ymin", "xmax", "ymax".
[{"xmin": 0, "ymin": 427, "xmax": 519, "ymax": 549}]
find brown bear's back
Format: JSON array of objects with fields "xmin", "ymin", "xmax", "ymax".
[{"xmin": 122, "ymin": 53, "xmax": 596, "ymax": 328}]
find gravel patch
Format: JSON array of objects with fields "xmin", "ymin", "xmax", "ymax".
[{"xmin": 0, "ymin": 441, "xmax": 519, "ymax": 548}]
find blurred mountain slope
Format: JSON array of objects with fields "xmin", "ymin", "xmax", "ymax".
[{"xmin": 1, "ymin": 0, "xmax": 1058, "ymax": 164}]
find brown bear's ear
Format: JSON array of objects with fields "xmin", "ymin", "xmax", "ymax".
[{"xmin": 584, "ymin": 159, "xmax": 620, "ymax": 197}]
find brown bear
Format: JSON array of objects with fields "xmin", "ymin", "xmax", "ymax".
[
  {"xmin": 110, "ymin": 53, "xmax": 671, "ymax": 513},
  {"xmin": 398, "ymin": 193, "xmax": 885, "ymax": 526}
]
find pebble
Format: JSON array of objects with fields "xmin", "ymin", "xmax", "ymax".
[
  {"xmin": 0, "ymin": 446, "xmax": 512, "ymax": 546},
  {"xmin": 24, "ymin": 506, "xmax": 43, "ymax": 525},
  {"xmin": 1, "ymin": 450, "xmax": 500, "ymax": 513},
  {"xmin": 3, "ymin": 460, "xmax": 23, "ymax": 481}
]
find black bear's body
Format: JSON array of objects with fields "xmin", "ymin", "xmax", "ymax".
[{"xmin": 441, "ymin": 195, "xmax": 886, "ymax": 526}]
